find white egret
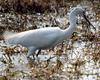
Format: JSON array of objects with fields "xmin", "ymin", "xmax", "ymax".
[{"xmin": 4, "ymin": 7, "xmax": 94, "ymax": 59}]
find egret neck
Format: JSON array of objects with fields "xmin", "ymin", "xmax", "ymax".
[{"xmin": 63, "ymin": 12, "xmax": 77, "ymax": 39}]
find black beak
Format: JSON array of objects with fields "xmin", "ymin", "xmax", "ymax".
[{"xmin": 83, "ymin": 14, "xmax": 96, "ymax": 31}]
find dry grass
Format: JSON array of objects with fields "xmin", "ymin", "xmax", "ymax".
[
  {"xmin": 0, "ymin": 0, "xmax": 99, "ymax": 16},
  {"xmin": 0, "ymin": 0, "xmax": 65, "ymax": 13},
  {"xmin": 0, "ymin": 1, "xmax": 100, "ymax": 79}
]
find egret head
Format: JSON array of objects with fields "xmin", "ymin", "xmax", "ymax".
[
  {"xmin": 71, "ymin": 7, "xmax": 85, "ymax": 16},
  {"xmin": 70, "ymin": 7, "xmax": 95, "ymax": 30}
]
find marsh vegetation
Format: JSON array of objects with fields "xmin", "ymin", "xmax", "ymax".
[{"xmin": 0, "ymin": 0, "xmax": 100, "ymax": 80}]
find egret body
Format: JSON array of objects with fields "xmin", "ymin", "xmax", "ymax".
[{"xmin": 4, "ymin": 7, "xmax": 93, "ymax": 58}]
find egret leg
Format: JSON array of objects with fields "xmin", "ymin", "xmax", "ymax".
[
  {"xmin": 27, "ymin": 47, "xmax": 37, "ymax": 60},
  {"xmin": 36, "ymin": 49, "xmax": 41, "ymax": 58}
]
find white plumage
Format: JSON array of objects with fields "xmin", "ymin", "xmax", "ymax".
[{"xmin": 4, "ymin": 7, "xmax": 93, "ymax": 58}]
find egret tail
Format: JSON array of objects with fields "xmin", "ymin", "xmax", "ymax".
[{"xmin": 3, "ymin": 31, "xmax": 19, "ymax": 44}]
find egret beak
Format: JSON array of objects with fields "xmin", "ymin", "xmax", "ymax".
[{"xmin": 83, "ymin": 14, "xmax": 96, "ymax": 31}]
